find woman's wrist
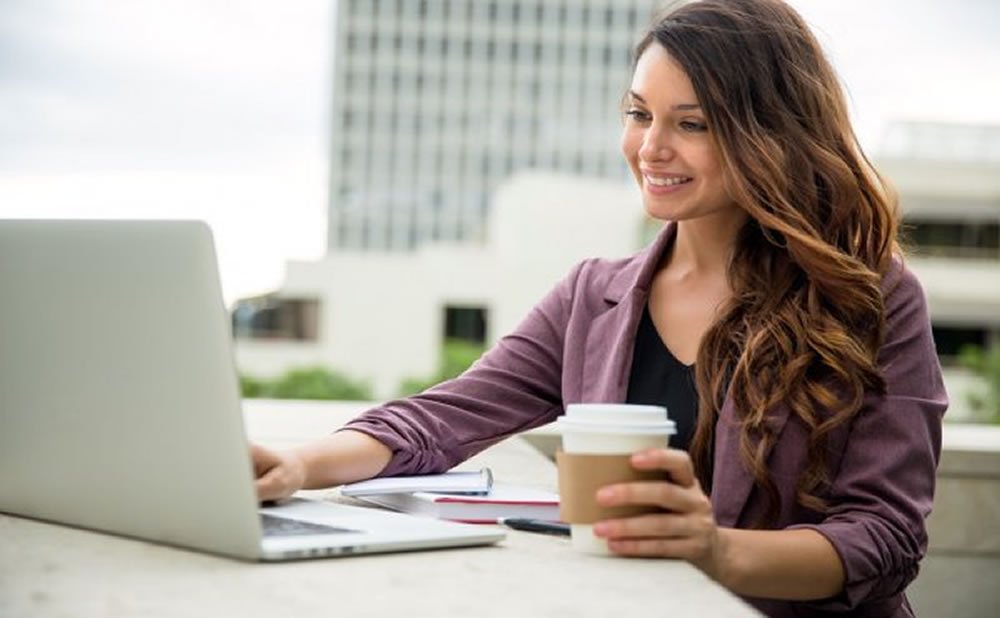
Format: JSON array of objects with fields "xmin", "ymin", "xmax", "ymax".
[
  {"xmin": 693, "ymin": 526, "xmax": 738, "ymax": 589},
  {"xmin": 695, "ymin": 527, "xmax": 845, "ymax": 600},
  {"xmin": 293, "ymin": 429, "xmax": 393, "ymax": 488}
]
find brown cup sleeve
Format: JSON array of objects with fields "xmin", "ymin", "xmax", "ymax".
[{"xmin": 556, "ymin": 451, "xmax": 669, "ymax": 524}]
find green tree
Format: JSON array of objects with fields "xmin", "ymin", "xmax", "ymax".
[
  {"xmin": 958, "ymin": 344, "xmax": 1000, "ymax": 424},
  {"xmin": 398, "ymin": 339, "xmax": 486, "ymax": 396},
  {"xmin": 239, "ymin": 374, "xmax": 269, "ymax": 398},
  {"xmin": 240, "ymin": 366, "xmax": 372, "ymax": 401}
]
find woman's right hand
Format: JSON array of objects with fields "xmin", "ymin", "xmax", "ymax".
[{"xmin": 251, "ymin": 443, "xmax": 307, "ymax": 503}]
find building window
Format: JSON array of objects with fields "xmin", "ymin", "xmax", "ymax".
[
  {"xmin": 444, "ymin": 305, "xmax": 487, "ymax": 344},
  {"xmin": 931, "ymin": 325, "xmax": 989, "ymax": 364},
  {"xmin": 232, "ymin": 296, "xmax": 320, "ymax": 342},
  {"xmin": 904, "ymin": 219, "xmax": 1000, "ymax": 259}
]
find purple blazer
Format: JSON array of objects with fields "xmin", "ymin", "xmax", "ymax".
[{"xmin": 344, "ymin": 224, "xmax": 948, "ymax": 618}]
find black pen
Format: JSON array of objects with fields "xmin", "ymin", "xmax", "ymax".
[{"xmin": 497, "ymin": 518, "xmax": 571, "ymax": 537}]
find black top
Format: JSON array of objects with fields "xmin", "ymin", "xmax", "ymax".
[{"xmin": 625, "ymin": 304, "xmax": 699, "ymax": 452}]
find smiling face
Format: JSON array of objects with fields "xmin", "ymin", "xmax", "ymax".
[{"xmin": 621, "ymin": 43, "xmax": 740, "ymax": 224}]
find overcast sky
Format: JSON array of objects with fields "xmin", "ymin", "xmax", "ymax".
[{"xmin": 1, "ymin": 0, "xmax": 998, "ymax": 303}]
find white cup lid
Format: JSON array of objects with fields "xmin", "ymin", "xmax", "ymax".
[
  {"xmin": 564, "ymin": 403, "xmax": 669, "ymax": 424},
  {"xmin": 556, "ymin": 416, "xmax": 677, "ymax": 435}
]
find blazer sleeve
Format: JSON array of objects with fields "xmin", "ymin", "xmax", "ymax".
[
  {"xmin": 789, "ymin": 265, "xmax": 948, "ymax": 610},
  {"xmin": 338, "ymin": 260, "xmax": 586, "ymax": 477}
]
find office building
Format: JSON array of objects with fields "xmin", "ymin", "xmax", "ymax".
[
  {"xmin": 878, "ymin": 122, "xmax": 1000, "ymax": 361},
  {"xmin": 327, "ymin": 0, "xmax": 660, "ymax": 251}
]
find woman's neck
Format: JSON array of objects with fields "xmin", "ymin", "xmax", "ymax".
[{"xmin": 668, "ymin": 210, "xmax": 747, "ymax": 278}]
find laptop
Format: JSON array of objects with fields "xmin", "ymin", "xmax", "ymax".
[{"xmin": 0, "ymin": 219, "xmax": 505, "ymax": 561}]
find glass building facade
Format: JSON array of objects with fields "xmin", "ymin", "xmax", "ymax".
[{"xmin": 327, "ymin": 0, "xmax": 660, "ymax": 251}]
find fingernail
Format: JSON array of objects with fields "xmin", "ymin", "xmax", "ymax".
[
  {"xmin": 593, "ymin": 522, "xmax": 608, "ymax": 536},
  {"xmin": 596, "ymin": 487, "xmax": 616, "ymax": 503}
]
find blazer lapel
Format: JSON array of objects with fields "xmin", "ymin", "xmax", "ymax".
[
  {"xmin": 580, "ymin": 288, "xmax": 645, "ymax": 402},
  {"xmin": 711, "ymin": 396, "xmax": 793, "ymax": 527},
  {"xmin": 710, "ymin": 398, "xmax": 754, "ymax": 526},
  {"xmin": 579, "ymin": 224, "xmax": 677, "ymax": 403}
]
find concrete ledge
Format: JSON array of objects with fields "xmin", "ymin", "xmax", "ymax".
[
  {"xmin": 939, "ymin": 423, "xmax": 1000, "ymax": 477},
  {"xmin": 245, "ymin": 401, "xmax": 999, "ymax": 616},
  {"xmin": 930, "ymin": 423, "xmax": 1000, "ymax": 557},
  {"xmin": 913, "ymin": 423, "xmax": 1000, "ymax": 617}
]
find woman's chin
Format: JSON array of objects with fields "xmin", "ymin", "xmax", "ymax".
[{"xmin": 643, "ymin": 202, "xmax": 686, "ymax": 222}]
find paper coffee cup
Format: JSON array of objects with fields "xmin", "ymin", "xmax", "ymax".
[{"xmin": 556, "ymin": 404, "xmax": 675, "ymax": 555}]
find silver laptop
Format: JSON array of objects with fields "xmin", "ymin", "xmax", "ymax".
[{"xmin": 0, "ymin": 219, "xmax": 505, "ymax": 561}]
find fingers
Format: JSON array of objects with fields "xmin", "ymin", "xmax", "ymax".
[
  {"xmin": 594, "ymin": 510, "xmax": 715, "ymax": 538},
  {"xmin": 249, "ymin": 443, "xmax": 301, "ymax": 503},
  {"xmin": 254, "ymin": 472, "xmax": 282, "ymax": 503},
  {"xmin": 255, "ymin": 464, "xmax": 294, "ymax": 502},
  {"xmin": 596, "ymin": 479, "xmax": 710, "ymax": 513},
  {"xmin": 592, "ymin": 512, "xmax": 718, "ymax": 561},
  {"xmin": 594, "ymin": 447, "xmax": 704, "ymax": 510},
  {"xmin": 606, "ymin": 537, "xmax": 710, "ymax": 560},
  {"xmin": 594, "ymin": 512, "xmax": 694, "ymax": 539},
  {"xmin": 590, "ymin": 449, "xmax": 719, "ymax": 562},
  {"xmin": 250, "ymin": 443, "xmax": 280, "ymax": 476},
  {"xmin": 630, "ymin": 448, "xmax": 697, "ymax": 487}
]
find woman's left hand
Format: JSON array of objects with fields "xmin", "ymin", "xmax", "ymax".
[{"xmin": 592, "ymin": 447, "xmax": 725, "ymax": 578}]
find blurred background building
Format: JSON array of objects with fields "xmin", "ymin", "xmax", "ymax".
[
  {"xmin": 233, "ymin": 2, "xmax": 1000, "ymax": 415},
  {"xmin": 326, "ymin": 0, "xmax": 658, "ymax": 251},
  {"xmin": 239, "ymin": 116, "xmax": 1000, "ymax": 412},
  {"xmin": 883, "ymin": 121, "xmax": 1000, "ymax": 419},
  {"xmin": 882, "ymin": 121, "xmax": 1000, "ymax": 358},
  {"xmin": 236, "ymin": 170, "xmax": 646, "ymax": 398}
]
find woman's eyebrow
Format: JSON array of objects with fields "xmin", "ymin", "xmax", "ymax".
[
  {"xmin": 626, "ymin": 90, "xmax": 700, "ymax": 111},
  {"xmin": 626, "ymin": 90, "xmax": 647, "ymax": 104}
]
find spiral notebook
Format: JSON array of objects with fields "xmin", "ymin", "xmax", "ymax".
[
  {"xmin": 341, "ymin": 469, "xmax": 494, "ymax": 497},
  {"xmin": 355, "ymin": 485, "xmax": 561, "ymax": 524}
]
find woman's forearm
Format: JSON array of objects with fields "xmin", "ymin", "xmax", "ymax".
[
  {"xmin": 712, "ymin": 527, "xmax": 845, "ymax": 600},
  {"xmin": 292, "ymin": 429, "xmax": 393, "ymax": 488}
]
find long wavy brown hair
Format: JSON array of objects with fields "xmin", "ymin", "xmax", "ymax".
[{"xmin": 635, "ymin": 0, "xmax": 901, "ymax": 526}]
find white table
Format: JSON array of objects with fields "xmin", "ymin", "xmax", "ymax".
[{"xmin": 0, "ymin": 399, "xmax": 761, "ymax": 617}]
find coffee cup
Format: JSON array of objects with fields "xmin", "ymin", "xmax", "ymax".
[{"xmin": 555, "ymin": 403, "xmax": 676, "ymax": 554}]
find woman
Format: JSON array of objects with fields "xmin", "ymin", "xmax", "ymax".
[{"xmin": 253, "ymin": 1, "xmax": 947, "ymax": 615}]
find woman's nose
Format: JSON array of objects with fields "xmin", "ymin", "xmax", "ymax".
[{"xmin": 639, "ymin": 127, "xmax": 675, "ymax": 161}]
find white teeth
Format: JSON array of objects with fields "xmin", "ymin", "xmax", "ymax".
[{"xmin": 645, "ymin": 175, "xmax": 692, "ymax": 186}]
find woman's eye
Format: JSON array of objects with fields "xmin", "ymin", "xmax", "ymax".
[
  {"xmin": 624, "ymin": 109, "xmax": 651, "ymax": 122},
  {"xmin": 680, "ymin": 120, "xmax": 708, "ymax": 132}
]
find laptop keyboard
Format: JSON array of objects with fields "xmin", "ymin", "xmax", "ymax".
[{"xmin": 260, "ymin": 513, "xmax": 355, "ymax": 537}]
